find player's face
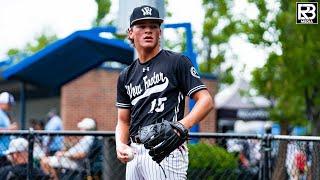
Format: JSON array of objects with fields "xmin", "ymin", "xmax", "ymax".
[{"xmin": 129, "ymin": 20, "xmax": 161, "ymax": 50}]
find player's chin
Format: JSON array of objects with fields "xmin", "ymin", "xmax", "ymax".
[
  {"xmin": 141, "ymin": 41, "xmax": 156, "ymax": 47},
  {"xmin": 142, "ymin": 44, "xmax": 157, "ymax": 51}
]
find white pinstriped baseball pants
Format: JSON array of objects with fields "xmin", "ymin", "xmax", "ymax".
[{"xmin": 126, "ymin": 143, "xmax": 188, "ymax": 180}]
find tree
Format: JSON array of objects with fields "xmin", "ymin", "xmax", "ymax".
[
  {"xmin": 200, "ymin": 0, "xmax": 247, "ymax": 85},
  {"xmin": 201, "ymin": 0, "xmax": 319, "ymax": 178},
  {"xmin": 5, "ymin": 32, "xmax": 58, "ymax": 65},
  {"xmin": 24, "ymin": 33, "xmax": 58, "ymax": 54},
  {"xmin": 164, "ymin": 29, "xmax": 187, "ymax": 53},
  {"xmin": 249, "ymin": 0, "xmax": 319, "ymax": 133},
  {"xmin": 249, "ymin": 0, "xmax": 320, "ymax": 179},
  {"xmin": 201, "ymin": 0, "xmax": 319, "ymax": 129},
  {"xmin": 92, "ymin": 0, "xmax": 112, "ymax": 26}
]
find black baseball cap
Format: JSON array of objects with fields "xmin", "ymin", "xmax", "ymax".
[{"xmin": 130, "ymin": 5, "xmax": 164, "ymax": 27}]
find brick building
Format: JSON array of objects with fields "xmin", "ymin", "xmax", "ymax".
[{"xmin": 62, "ymin": 67, "xmax": 217, "ymax": 132}]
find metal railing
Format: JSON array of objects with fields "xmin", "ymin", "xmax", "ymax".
[{"xmin": 0, "ymin": 130, "xmax": 319, "ymax": 180}]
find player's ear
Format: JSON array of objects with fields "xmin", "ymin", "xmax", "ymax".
[{"xmin": 128, "ymin": 28, "xmax": 134, "ymax": 39}]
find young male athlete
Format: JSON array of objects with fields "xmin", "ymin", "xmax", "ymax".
[{"xmin": 115, "ymin": 5, "xmax": 213, "ymax": 180}]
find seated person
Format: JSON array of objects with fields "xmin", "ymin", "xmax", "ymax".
[
  {"xmin": 0, "ymin": 138, "xmax": 48, "ymax": 179},
  {"xmin": 30, "ymin": 118, "xmax": 46, "ymax": 165},
  {"xmin": 41, "ymin": 118, "xmax": 97, "ymax": 178}
]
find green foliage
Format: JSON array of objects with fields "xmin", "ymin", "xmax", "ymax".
[
  {"xmin": 188, "ymin": 143, "xmax": 238, "ymax": 179},
  {"xmin": 201, "ymin": 0, "xmax": 242, "ymax": 85},
  {"xmin": 249, "ymin": 0, "xmax": 319, "ymax": 133},
  {"xmin": 25, "ymin": 33, "xmax": 58, "ymax": 53},
  {"xmin": 6, "ymin": 48, "xmax": 20, "ymax": 56},
  {"xmin": 93, "ymin": 0, "xmax": 112, "ymax": 26},
  {"xmin": 163, "ymin": 2, "xmax": 184, "ymax": 52},
  {"xmin": 164, "ymin": 0, "xmax": 172, "ymax": 18},
  {"xmin": 164, "ymin": 29, "xmax": 187, "ymax": 53},
  {"xmin": 6, "ymin": 33, "xmax": 58, "ymax": 56},
  {"xmin": 201, "ymin": 0, "xmax": 319, "ymax": 132},
  {"xmin": 5, "ymin": 32, "xmax": 58, "ymax": 64}
]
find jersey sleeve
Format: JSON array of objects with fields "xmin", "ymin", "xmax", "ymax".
[
  {"xmin": 116, "ymin": 72, "xmax": 132, "ymax": 109},
  {"xmin": 176, "ymin": 55, "xmax": 207, "ymax": 97}
]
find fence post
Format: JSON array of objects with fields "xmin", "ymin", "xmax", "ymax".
[
  {"xmin": 261, "ymin": 126, "xmax": 272, "ymax": 180},
  {"xmin": 27, "ymin": 128, "xmax": 34, "ymax": 180}
]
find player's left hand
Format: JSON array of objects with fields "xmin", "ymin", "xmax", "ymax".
[{"xmin": 137, "ymin": 120, "xmax": 188, "ymax": 164}]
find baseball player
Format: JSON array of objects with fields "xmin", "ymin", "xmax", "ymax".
[{"xmin": 115, "ymin": 5, "xmax": 213, "ymax": 180}]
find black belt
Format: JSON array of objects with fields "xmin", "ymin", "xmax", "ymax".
[{"xmin": 130, "ymin": 135, "xmax": 141, "ymax": 144}]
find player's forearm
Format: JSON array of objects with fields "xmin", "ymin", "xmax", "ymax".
[
  {"xmin": 180, "ymin": 90, "xmax": 213, "ymax": 129},
  {"xmin": 116, "ymin": 108, "xmax": 131, "ymax": 146},
  {"xmin": 115, "ymin": 120, "xmax": 130, "ymax": 146}
]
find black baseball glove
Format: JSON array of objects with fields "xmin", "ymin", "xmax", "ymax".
[{"xmin": 137, "ymin": 120, "xmax": 188, "ymax": 164}]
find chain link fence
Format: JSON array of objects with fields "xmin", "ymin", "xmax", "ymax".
[{"xmin": 0, "ymin": 130, "xmax": 320, "ymax": 180}]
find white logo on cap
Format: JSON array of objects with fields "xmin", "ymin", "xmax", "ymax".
[
  {"xmin": 141, "ymin": 7, "xmax": 152, "ymax": 16},
  {"xmin": 190, "ymin": 67, "xmax": 200, "ymax": 78}
]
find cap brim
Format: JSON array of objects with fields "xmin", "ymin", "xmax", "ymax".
[
  {"xmin": 131, "ymin": 18, "xmax": 164, "ymax": 26},
  {"xmin": 5, "ymin": 150, "xmax": 13, "ymax": 155},
  {"xmin": 78, "ymin": 122, "xmax": 90, "ymax": 129}
]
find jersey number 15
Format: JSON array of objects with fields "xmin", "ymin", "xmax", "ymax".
[{"xmin": 149, "ymin": 97, "xmax": 167, "ymax": 113}]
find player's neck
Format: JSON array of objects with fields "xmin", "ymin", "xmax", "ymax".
[{"xmin": 137, "ymin": 46, "xmax": 161, "ymax": 64}]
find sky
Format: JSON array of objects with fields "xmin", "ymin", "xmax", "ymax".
[{"xmin": 0, "ymin": 0, "xmax": 267, "ymax": 80}]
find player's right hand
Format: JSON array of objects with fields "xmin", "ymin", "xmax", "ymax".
[{"xmin": 116, "ymin": 143, "xmax": 131, "ymax": 163}]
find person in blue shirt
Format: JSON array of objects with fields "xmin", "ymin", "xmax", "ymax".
[
  {"xmin": 0, "ymin": 92, "xmax": 18, "ymax": 166},
  {"xmin": 43, "ymin": 108, "xmax": 63, "ymax": 155}
]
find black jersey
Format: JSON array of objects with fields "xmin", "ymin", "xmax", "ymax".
[{"xmin": 116, "ymin": 50, "xmax": 206, "ymax": 136}]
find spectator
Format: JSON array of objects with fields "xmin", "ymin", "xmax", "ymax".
[
  {"xmin": 30, "ymin": 118, "xmax": 45, "ymax": 131},
  {"xmin": 41, "ymin": 118, "xmax": 97, "ymax": 179},
  {"xmin": 286, "ymin": 142, "xmax": 308, "ymax": 180},
  {"xmin": 30, "ymin": 118, "xmax": 46, "ymax": 163},
  {"xmin": 43, "ymin": 108, "xmax": 63, "ymax": 155},
  {"xmin": 0, "ymin": 138, "xmax": 48, "ymax": 179},
  {"xmin": 227, "ymin": 139, "xmax": 260, "ymax": 179},
  {"xmin": 0, "ymin": 92, "xmax": 18, "ymax": 166}
]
